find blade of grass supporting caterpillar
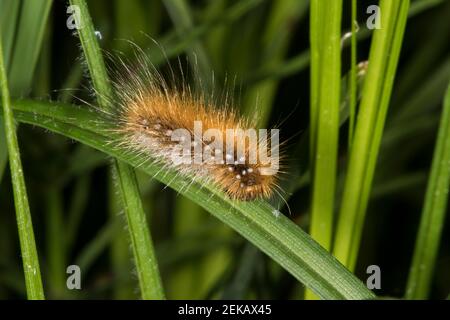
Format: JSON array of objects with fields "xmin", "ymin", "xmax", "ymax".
[
  {"xmin": 11, "ymin": 99, "xmax": 375, "ymax": 300},
  {"xmin": 333, "ymin": 0, "xmax": 410, "ymax": 272},
  {"xmin": 405, "ymin": 81, "xmax": 450, "ymax": 299},
  {"xmin": 0, "ymin": 36, "xmax": 44, "ymax": 300},
  {"xmin": 69, "ymin": 0, "xmax": 165, "ymax": 300}
]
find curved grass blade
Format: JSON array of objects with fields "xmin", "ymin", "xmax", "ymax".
[{"xmin": 11, "ymin": 99, "xmax": 375, "ymax": 300}]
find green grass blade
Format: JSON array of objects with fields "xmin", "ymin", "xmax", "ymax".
[
  {"xmin": 0, "ymin": 0, "xmax": 20, "ymax": 68},
  {"xmin": 221, "ymin": 244, "xmax": 259, "ymax": 299},
  {"xmin": 393, "ymin": 1, "xmax": 450, "ymax": 107},
  {"xmin": 242, "ymin": 0, "xmax": 308, "ymax": 127},
  {"xmin": 0, "ymin": 119, "xmax": 6, "ymax": 182},
  {"xmin": 66, "ymin": 175, "xmax": 90, "ymax": 251},
  {"xmin": 45, "ymin": 188, "xmax": 66, "ymax": 298},
  {"xmin": 69, "ymin": 0, "xmax": 112, "ymax": 108},
  {"xmin": 69, "ymin": 0, "xmax": 165, "ymax": 300},
  {"xmin": 309, "ymin": 0, "xmax": 322, "ymax": 162},
  {"xmin": 333, "ymin": 0, "xmax": 410, "ymax": 271},
  {"xmin": 113, "ymin": 160, "xmax": 165, "ymax": 299},
  {"xmin": 309, "ymin": 0, "xmax": 342, "ymax": 249},
  {"xmin": 248, "ymin": 0, "xmax": 443, "ymax": 85},
  {"xmin": 163, "ymin": 0, "xmax": 212, "ymax": 89},
  {"xmin": 0, "ymin": 0, "xmax": 52, "ymax": 184},
  {"xmin": 348, "ymin": 0, "xmax": 357, "ymax": 147},
  {"xmin": 8, "ymin": 0, "xmax": 53, "ymax": 96},
  {"xmin": 405, "ymin": 82, "xmax": 450, "ymax": 299},
  {"xmin": 407, "ymin": 0, "xmax": 445, "ymax": 17},
  {"xmin": 169, "ymin": 197, "xmax": 210, "ymax": 299},
  {"xmin": 149, "ymin": 0, "xmax": 265, "ymax": 67},
  {"xmin": 0, "ymin": 36, "xmax": 44, "ymax": 300},
  {"xmin": 306, "ymin": 0, "xmax": 342, "ymax": 300},
  {"xmin": 109, "ymin": 170, "xmax": 135, "ymax": 299},
  {"xmin": 75, "ymin": 219, "xmax": 119, "ymax": 273},
  {"xmin": 393, "ymin": 57, "xmax": 450, "ymax": 122},
  {"xmin": 11, "ymin": 99, "xmax": 375, "ymax": 300}
]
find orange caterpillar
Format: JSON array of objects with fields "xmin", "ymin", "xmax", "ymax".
[{"xmin": 110, "ymin": 53, "xmax": 283, "ymax": 201}]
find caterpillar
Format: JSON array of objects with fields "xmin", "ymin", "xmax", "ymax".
[{"xmin": 101, "ymin": 48, "xmax": 284, "ymax": 202}]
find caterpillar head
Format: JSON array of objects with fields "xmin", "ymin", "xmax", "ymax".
[{"xmin": 217, "ymin": 163, "xmax": 277, "ymax": 201}]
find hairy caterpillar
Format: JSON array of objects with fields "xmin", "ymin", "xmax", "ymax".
[{"xmin": 98, "ymin": 47, "xmax": 285, "ymax": 202}]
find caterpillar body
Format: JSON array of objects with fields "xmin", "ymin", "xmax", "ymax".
[{"xmin": 105, "ymin": 52, "xmax": 284, "ymax": 201}]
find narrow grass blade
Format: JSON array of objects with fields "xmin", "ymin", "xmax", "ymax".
[
  {"xmin": 309, "ymin": 0, "xmax": 321, "ymax": 160},
  {"xmin": 45, "ymin": 189, "xmax": 66, "ymax": 298},
  {"xmin": 149, "ymin": 0, "xmax": 265, "ymax": 67},
  {"xmin": 68, "ymin": 0, "xmax": 112, "ymax": 108},
  {"xmin": 242, "ymin": 0, "xmax": 308, "ymax": 127},
  {"xmin": 169, "ymin": 197, "xmax": 210, "ymax": 299},
  {"xmin": 248, "ymin": 0, "xmax": 442, "ymax": 85},
  {"xmin": 0, "ymin": 119, "xmax": 6, "ymax": 182},
  {"xmin": 75, "ymin": 219, "xmax": 119, "ymax": 272},
  {"xmin": 66, "ymin": 175, "xmax": 91, "ymax": 251},
  {"xmin": 11, "ymin": 99, "xmax": 375, "ymax": 300},
  {"xmin": 0, "ymin": 36, "xmax": 44, "ymax": 300},
  {"xmin": 113, "ymin": 160, "xmax": 165, "ymax": 299},
  {"xmin": 8, "ymin": 0, "xmax": 53, "ymax": 96},
  {"xmin": 221, "ymin": 244, "xmax": 260, "ymax": 299},
  {"xmin": 348, "ymin": 0, "xmax": 357, "ymax": 147},
  {"xmin": 0, "ymin": 0, "xmax": 52, "ymax": 183},
  {"xmin": 309, "ymin": 0, "xmax": 342, "ymax": 249},
  {"xmin": 69, "ymin": 0, "xmax": 165, "ymax": 300},
  {"xmin": 163, "ymin": 0, "xmax": 212, "ymax": 89},
  {"xmin": 306, "ymin": 0, "xmax": 342, "ymax": 300},
  {"xmin": 0, "ymin": 0, "xmax": 20, "ymax": 67},
  {"xmin": 405, "ymin": 82, "xmax": 450, "ymax": 299},
  {"xmin": 108, "ymin": 170, "xmax": 135, "ymax": 299},
  {"xmin": 333, "ymin": 0, "xmax": 410, "ymax": 271},
  {"xmin": 393, "ymin": 1, "xmax": 450, "ymax": 107}
]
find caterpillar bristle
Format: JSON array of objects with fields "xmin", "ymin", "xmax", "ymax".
[{"xmin": 105, "ymin": 48, "xmax": 284, "ymax": 202}]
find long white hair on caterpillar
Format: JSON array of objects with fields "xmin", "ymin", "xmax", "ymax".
[{"xmin": 74, "ymin": 39, "xmax": 289, "ymax": 213}]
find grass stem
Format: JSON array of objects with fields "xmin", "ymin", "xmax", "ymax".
[
  {"xmin": 405, "ymin": 82, "xmax": 450, "ymax": 299},
  {"xmin": 0, "ymin": 34, "xmax": 45, "ymax": 300},
  {"xmin": 333, "ymin": 0, "xmax": 410, "ymax": 271},
  {"xmin": 69, "ymin": 0, "xmax": 165, "ymax": 299}
]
